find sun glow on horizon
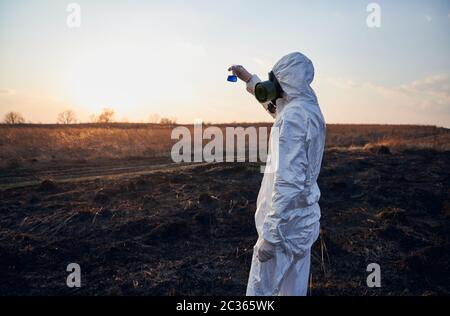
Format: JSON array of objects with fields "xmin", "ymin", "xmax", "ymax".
[{"xmin": 64, "ymin": 44, "xmax": 167, "ymax": 115}]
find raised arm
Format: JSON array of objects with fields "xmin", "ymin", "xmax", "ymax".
[{"xmin": 228, "ymin": 65, "xmax": 276, "ymax": 118}]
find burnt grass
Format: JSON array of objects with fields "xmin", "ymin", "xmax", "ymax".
[{"xmin": 0, "ymin": 148, "xmax": 449, "ymax": 295}]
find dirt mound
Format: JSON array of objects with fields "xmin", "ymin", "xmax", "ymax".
[
  {"xmin": 37, "ymin": 179, "xmax": 58, "ymax": 191},
  {"xmin": 364, "ymin": 143, "xmax": 391, "ymax": 155}
]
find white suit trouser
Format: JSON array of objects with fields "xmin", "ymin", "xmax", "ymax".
[{"xmin": 246, "ymin": 248, "xmax": 312, "ymax": 296}]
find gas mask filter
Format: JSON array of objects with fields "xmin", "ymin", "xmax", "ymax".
[{"xmin": 254, "ymin": 71, "xmax": 283, "ymax": 114}]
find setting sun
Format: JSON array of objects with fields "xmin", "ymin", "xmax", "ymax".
[{"xmin": 64, "ymin": 43, "xmax": 170, "ymax": 116}]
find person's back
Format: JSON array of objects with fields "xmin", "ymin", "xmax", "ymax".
[{"xmin": 230, "ymin": 52, "xmax": 326, "ymax": 296}]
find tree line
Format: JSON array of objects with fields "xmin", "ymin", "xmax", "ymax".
[{"xmin": 2, "ymin": 109, "xmax": 177, "ymax": 125}]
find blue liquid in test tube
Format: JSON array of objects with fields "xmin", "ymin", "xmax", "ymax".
[{"xmin": 227, "ymin": 75, "xmax": 238, "ymax": 82}]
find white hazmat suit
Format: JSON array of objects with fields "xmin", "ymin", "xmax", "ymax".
[{"xmin": 246, "ymin": 52, "xmax": 326, "ymax": 296}]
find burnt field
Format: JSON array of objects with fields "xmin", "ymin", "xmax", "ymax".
[{"xmin": 0, "ymin": 145, "xmax": 449, "ymax": 295}]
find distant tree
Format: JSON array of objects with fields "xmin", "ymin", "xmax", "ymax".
[
  {"xmin": 3, "ymin": 112, "xmax": 25, "ymax": 124},
  {"xmin": 159, "ymin": 117, "xmax": 177, "ymax": 125},
  {"xmin": 148, "ymin": 113, "xmax": 160, "ymax": 124},
  {"xmin": 57, "ymin": 110, "xmax": 77, "ymax": 124},
  {"xmin": 93, "ymin": 108, "xmax": 115, "ymax": 123}
]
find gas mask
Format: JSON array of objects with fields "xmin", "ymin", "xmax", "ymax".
[{"xmin": 254, "ymin": 71, "xmax": 284, "ymax": 114}]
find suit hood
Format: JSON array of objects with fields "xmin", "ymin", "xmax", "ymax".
[{"xmin": 272, "ymin": 52, "xmax": 318, "ymax": 104}]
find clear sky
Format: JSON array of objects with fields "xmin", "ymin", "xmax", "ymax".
[{"xmin": 0, "ymin": 0, "xmax": 449, "ymax": 126}]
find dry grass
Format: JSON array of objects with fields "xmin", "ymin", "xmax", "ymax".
[
  {"xmin": 0, "ymin": 124, "xmax": 175, "ymax": 165},
  {"xmin": 361, "ymin": 134, "xmax": 450, "ymax": 152},
  {"xmin": 1, "ymin": 123, "xmax": 448, "ymax": 167},
  {"xmin": 326, "ymin": 124, "xmax": 450, "ymax": 150}
]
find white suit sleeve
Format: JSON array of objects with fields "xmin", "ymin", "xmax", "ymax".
[
  {"xmin": 262, "ymin": 114, "xmax": 309, "ymax": 244},
  {"xmin": 246, "ymin": 75, "xmax": 276, "ymax": 118}
]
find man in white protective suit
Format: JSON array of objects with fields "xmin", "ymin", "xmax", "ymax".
[{"xmin": 229, "ymin": 52, "xmax": 326, "ymax": 296}]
